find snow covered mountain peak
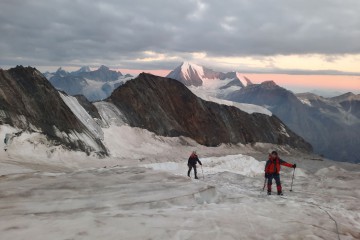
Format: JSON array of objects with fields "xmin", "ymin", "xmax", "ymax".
[
  {"xmin": 167, "ymin": 62, "xmax": 253, "ymax": 89},
  {"xmin": 166, "ymin": 62, "xmax": 204, "ymax": 86},
  {"xmin": 236, "ymin": 72, "xmax": 253, "ymax": 87},
  {"xmin": 180, "ymin": 61, "xmax": 204, "ymax": 77}
]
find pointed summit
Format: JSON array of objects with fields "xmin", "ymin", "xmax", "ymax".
[
  {"xmin": 167, "ymin": 62, "xmax": 253, "ymax": 88},
  {"xmin": 167, "ymin": 62, "xmax": 204, "ymax": 86}
]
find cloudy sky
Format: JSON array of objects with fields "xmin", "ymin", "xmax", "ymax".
[{"xmin": 1, "ymin": 0, "xmax": 359, "ymax": 93}]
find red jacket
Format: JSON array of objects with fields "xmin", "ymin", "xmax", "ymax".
[{"xmin": 265, "ymin": 157, "xmax": 293, "ymax": 174}]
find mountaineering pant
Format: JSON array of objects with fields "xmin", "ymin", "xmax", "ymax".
[
  {"xmin": 188, "ymin": 164, "xmax": 198, "ymax": 178},
  {"xmin": 267, "ymin": 173, "xmax": 282, "ymax": 194}
]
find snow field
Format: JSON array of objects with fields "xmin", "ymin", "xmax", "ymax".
[
  {"xmin": 189, "ymin": 86, "xmax": 272, "ymax": 116},
  {"xmin": 1, "ymin": 90, "xmax": 360, "ymax": 239},
  {"xmin": 142, "ymin": 154, "xmax": 265, "ymax": 178}
]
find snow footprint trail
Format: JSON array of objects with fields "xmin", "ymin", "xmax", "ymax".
[
  {"xmin": 270, "ymin": 167, "xmax": 360, "ymax": 240},
  {"xmin": 143, "ymin": 155, "xmax": 360, "ymax": 239}
]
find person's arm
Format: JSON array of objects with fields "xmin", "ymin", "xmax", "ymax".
[
  {"xmin": 279, "ymin": 159, "xmax": 295, "ymax": 168},
  {"xmin": 196, "ymin": 157, "xmax": 202, "ymax": 165},
  {"xmin": 188, "ymin": 157, "xmax": 191, "ymax": 166}
]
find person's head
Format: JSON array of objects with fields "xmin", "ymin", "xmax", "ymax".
[
  {"xmin": 191, "ymin": 151, "xmax": 197, "ymax": 156},
  {"xmin": 271, "ymin": 151, "xmax": 278, "ymax": 159}
]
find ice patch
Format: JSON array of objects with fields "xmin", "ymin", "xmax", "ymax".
[
  {"xmin": 59, "ymin": 92, "xmax": 104, "ymax": 140},
  {"xmin": 189, "ymin": 87, "xmax": 272, "ymax": 116},
  {"xmin": 94, "ymin": 102, "xmax": 127, "ymax": 127},
  {"xmin": 299, "ymin": 98, "xmax": 312, "ymax": 106},
  {"xmin": 279, "ymin": 124, "xmax": 290, "ymax": 137}
]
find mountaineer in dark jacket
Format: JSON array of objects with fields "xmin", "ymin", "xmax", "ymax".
[
  {"xmin": 265, "ymin": 151, "xmax": 296, "ymax": 195},
  {"xmin": 187, "ymin": 151, "xmax": 202, "ymax": 179}
]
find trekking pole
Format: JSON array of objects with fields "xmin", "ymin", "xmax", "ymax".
[
  {"xmin": 290, "ymin": 167, "xmax": 296, "ymax": 192},
  {"xmin": 201, "ymin": 165, "xmax": 204, "ymax": 180},
  {"xmin": 262, "ymin": 177, "xmax": 267, "ymax": 191}
]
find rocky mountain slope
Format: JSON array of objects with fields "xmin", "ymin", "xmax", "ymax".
[
  {"xmin": 107, "ymin": 73, "xmax": 311, "ymax": 151},
  {"xmin": 46, "ymin": 66, "xmax": 132, "ymax": 101},
  {"xmin": 0, "ymin": 66, "xmax": 107, "ymax": 155}
]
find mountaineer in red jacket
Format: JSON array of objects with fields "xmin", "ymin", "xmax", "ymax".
[{"xmin": 265, "ymin": 151, "xmax": 296, "ymax": 195}]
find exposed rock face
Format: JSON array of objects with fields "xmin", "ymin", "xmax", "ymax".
[
  {"xmin": 0, "ymin": 66, "xmax": 107, "ymax": 155},
  {"xmin": 107, "ymin": 73, "xmax": 312, "ymax": 151},
  {"xmin": 227, "ymin": 82, "xmax": 360, "ymax": 163}
]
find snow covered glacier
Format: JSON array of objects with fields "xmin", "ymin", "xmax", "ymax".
[{"xmin": 1, "ymin": 110, "xmax": 359, "ymax": 240}]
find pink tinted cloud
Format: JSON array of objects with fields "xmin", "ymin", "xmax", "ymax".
[
  {"xmin": 244, "ymin": 74, "xmax": 360, "ymax": 92},
  {"xmin": 118, "ymin": 68, "xmax": 359, "ymax": 93}
]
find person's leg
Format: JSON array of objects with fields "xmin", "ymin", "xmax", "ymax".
[
  {"xmin": 274, "ymin": 174, "xmax": 282, "ymax": 195},
  {"xmin": 194, "ymin": 165, "xmax": 198, "ymax": 179},
  {"xmin": 187, "ymin": 165, "xmax": 192, "ymax": 177},
  {"xmin": 267, "ymin": 174, "xmax": 273, "ymax": 194}
]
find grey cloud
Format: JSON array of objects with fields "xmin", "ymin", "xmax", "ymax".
[{"xmin": 1, "ymin": 0, "xmax": 360, "ymax": 70}]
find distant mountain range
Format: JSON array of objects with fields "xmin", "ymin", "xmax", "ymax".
[
  {"xmin": 165, "ymin": 62, "xmax": 359, "ymax": 163},
  {"xmin": 16, "ymin": 61, "xmax": 358, "ymax": 163},
  {"xmin": 45, "ymin": 66, "xmax": 133, "ymax": 101},
  {"xmin": 0, "ymin": 65, "xmax": 311, "ymax": 157}
]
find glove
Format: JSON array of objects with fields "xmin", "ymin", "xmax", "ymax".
[{"xmin": 293, "ymin": 164, "xmax": 296, "ymax": 169}]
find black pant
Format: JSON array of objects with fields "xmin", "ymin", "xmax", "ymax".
[
  {"xmin": 267, "ymin": 173, "xmax": 282, "ymax": 193},
  {"xmin": 188, "ymin": 164, "xmax": 197, "ymax": 178}
]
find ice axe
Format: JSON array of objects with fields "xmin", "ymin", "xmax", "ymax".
[{"xmin": 201, "ymin": 165, "xmax": 204, "ymax": 180}]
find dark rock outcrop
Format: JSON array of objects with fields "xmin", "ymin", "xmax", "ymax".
[
  {"xmin": 107, "ymin": 73, "xmax": 312, "ymax": 151},
  {"xmin": 0, "ymin": 66, "xmax": 107, "ymax": 155}
]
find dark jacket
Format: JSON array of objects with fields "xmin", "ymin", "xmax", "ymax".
[
  {"xmin": 188, "ymin": 154, "xmax": 202, "ymax": 166},
  {"xmin": 265, "ymin": 157, "xmax": 293, "ymax": 174}
]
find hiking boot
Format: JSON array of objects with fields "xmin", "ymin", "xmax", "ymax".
[
  {"xmin": 267, "ymin": 191, "xmax": 271, "ymax": 195},
  {"xmin": 195, "ymin": 176, "xmax": 199, "ymax": 179},
  {"xmin": 277, "ymin": 192, "xmax": 283, "ymax": 196}
]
